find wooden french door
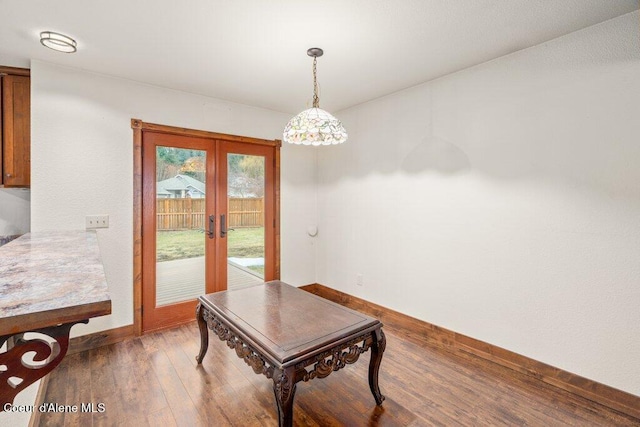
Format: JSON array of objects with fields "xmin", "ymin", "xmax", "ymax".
[{"xmin": 141, "ymin": 130, "xmax": 278, "ymax": 332}]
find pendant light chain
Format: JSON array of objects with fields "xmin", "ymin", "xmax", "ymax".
[
  {"xmin": 312, "ymin": 56, "xmax": 320, "ymax": 108},
  {"xmin": 282, "ymin": 47, "xmax": 347, "ymax": 145}
]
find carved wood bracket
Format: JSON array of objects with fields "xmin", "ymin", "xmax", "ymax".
[{"xmin": 0, "ymin": 320, "xmax": 87, "ymax": 410}]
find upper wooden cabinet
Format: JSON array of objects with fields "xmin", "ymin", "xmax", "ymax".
[{"xmin": 1, "ymin": 66, "xmax": 30, "ymax": 187}]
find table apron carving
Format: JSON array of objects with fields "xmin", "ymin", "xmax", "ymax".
[
  {"xmin": 295, "ymin": 333, "xmax": 375, "ymax": 382},
  {"xmin": 197, "ymin": 303, "xmax": 275, "ymax": 379}
]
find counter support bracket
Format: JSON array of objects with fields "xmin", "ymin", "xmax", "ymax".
[{"xmin": 0, "ymin": 320, "xmax": 87, "ymax": 410}]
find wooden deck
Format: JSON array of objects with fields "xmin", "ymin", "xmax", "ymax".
[{"xmin": 156, "ymin": 257, "xmax": 263, "ymax": 306}]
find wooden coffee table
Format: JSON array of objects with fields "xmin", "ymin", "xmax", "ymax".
[{"xmin": 196, "ymin": 281, "xmax": 385, "ymax": 427}]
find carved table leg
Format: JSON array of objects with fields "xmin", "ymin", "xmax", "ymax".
[
  {"xmin": 272, "ymin": 366, "xmax": 297, "ymax": 427},
  {"xmin": 368, "ymin": 328, "xmax": 386, "ymax": 405},
  {"xmin": 195, "ymin": 302, "xmax": 209, "ymax": 364},
  {"xmin": 0, "ymin": 320, "xmax": 87, "ymax": 410}
]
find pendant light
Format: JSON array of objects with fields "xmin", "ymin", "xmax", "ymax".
[{"xmin": 283, "ymin": 48, "xmax": 348, "ymax": 146}]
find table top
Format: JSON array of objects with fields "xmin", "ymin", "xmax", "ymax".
[
  {"xmin": 199, "ymin": 281, "xmax": 381, "ymax": 367},
  {"xmin": 0, "ymin": 231, "xmax": 112, "ymax": 335}
]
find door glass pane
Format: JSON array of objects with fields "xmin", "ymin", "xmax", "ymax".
[
  {"xmin": 155, "ymin": 147, "xmax": 207, "ymax": 306},
  {"xmin": 227, "ymin": 153, "xmax": 265, "ymax": 289}
]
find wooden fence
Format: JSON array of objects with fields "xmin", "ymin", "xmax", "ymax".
[
  {"xmin": 228, "ymin": 198, "xmax": 264, "ymax": 228},
  {"xmin": 156, "ymin": 197, "xmax": 263, "ymax": 230}
]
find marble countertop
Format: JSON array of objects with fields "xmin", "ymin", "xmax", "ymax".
[{"xmin": 0, "ymin": 230, "xmax": 111, "ymax": 335}]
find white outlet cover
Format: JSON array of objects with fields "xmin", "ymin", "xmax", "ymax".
[{"xmin": 86, "ymin": 215, "xmax": 109, "ymax": 229}]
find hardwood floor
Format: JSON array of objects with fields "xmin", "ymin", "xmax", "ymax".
[{"xmin": 38, "ymin": 321, "xmax": 639, "ymax": 426}]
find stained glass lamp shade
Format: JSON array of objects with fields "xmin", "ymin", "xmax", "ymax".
[
  {"xmin": 283, "ymin": 48, "xmax": 348, "ymax": 146},
  {"xmin": 283, "ymin": 107, "xmax": 347, "ymax": 146}
]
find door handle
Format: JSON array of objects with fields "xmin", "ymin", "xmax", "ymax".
[
  {"xmin": 207, "ymin": 215, "xmax": 215, "ymax": 239},
  {"xmin": 220, "ymin": 214, "xmax": 227, "ymax": 238}
]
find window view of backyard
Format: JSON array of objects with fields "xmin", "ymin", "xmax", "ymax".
[
  {"xmin": 154, "ymin": 147, "xmax": 266, "ymax": 306},
  {"xmin": 156, "ymin": 227, "xmax": 265, "ymax": 275}
]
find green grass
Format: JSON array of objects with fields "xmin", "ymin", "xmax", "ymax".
[
  {"xmin": 227, "ymin": 227, "xmax": 264, "ymax": 259},
  {"xmin": 228, "ymin": 228, "xmax": 264, "ymax": 275},
  {"xmin": 156, "ymin": 227, "xmax": 264, "ymax": 263},
  {"xmin": 156, "ymin": 230, "xmax": 205, "ymax": 262}
]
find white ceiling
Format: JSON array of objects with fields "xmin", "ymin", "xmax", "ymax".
[{"xmin": 0, "ymin": 0, "xmax": 637, "ymax": 113}]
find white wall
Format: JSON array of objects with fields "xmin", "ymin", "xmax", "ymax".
[
  {"xmin": 317, "ymin": 12, "xmax": 640, "ymax": 396},
  {"xmin": 30, "ymin": 61, "xmax": 317, "ymax": 336}
]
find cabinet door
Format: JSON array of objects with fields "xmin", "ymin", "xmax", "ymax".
[{"xmin": 2, "ymin": 75, "xmax": 30, "ymax": 187}]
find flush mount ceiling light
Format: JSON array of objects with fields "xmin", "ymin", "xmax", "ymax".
[
  {"xmin": 40, "ymin": 31, "xmax": 77, "ymax": 53},
  {"xmin": 283, "ymin": 48, "xmax": 347, "ymax": 146}
]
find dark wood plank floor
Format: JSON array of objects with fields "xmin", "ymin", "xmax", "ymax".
[{"xmin": 38, "ymin": 321, "xmax": 639, "ymax": 426}]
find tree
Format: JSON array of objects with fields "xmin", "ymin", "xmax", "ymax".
[
  {"xmin": 228, "ymin": 154, "xmax": 265, "ymax": 197},
  {"xmin": 156, "ymin": 147, "xmax": 205, "ymax": 182},
  {"xmin": 180, "ymin": 156, "xmax": 206, "ymax": 182}
]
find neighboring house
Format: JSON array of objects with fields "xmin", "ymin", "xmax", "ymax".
[{"xmin": 156, "ymin": 174, "xmax": 205, "ymax": 198}]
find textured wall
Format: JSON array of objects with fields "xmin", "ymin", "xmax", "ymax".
[{"xmin": 316, "ymin": 12, "xmax": 640, "ymax": 395}]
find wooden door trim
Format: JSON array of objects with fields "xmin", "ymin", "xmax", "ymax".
[
  {"xmin": 131, "ymin": 119, "xmax": 282, "ymax": 147},
  {"xmin": 133, "ymin": 121, "xmax": 143, "ymax": 335},
  {"xmin": 274, "ymin": 146, "xmax": 281, "ymax": 279},
  {"xmin": 0, "ymin": 66, "xmax": 30, "ymax": 77},
  {"xmin": 131, "ymin": 118, "xmax": 281, "ymax": 336}
]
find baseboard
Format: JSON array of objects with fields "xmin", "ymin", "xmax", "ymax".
[
  {"xmin": 301, "ymin": 283, "xmax": 640, "ymax": 421},
  {"xmin": 68, "ymin": 324, "xmax": 135, "ymax": 355}
]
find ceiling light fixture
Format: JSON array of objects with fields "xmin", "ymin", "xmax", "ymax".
[
  {"xmin": 283, "ymin": 48, "xmax": 347, "ymax": 146},
  {"xmin": 40, "ymin": 31, "xmax": 77, "ymax": 53}
]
